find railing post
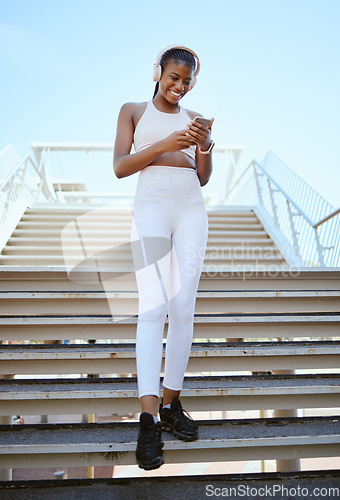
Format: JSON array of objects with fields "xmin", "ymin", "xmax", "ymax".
[
  {"xmin": 20, "ymin": 157, "xmax": 29, "ymax": 187},
  {"xmin": 267, "ymin": 178, "xmax": 280, "ymax": 228},
  {"xmin": 314, "ymin": 227, "xmax": 326, "ymax": 267},
  {"xmin": 253, "ymin": 163, "xmax": 264, "ymax": 206},
  {"xmin": 3, "ymin": 175, "xmax": 15, "ymax": 213},
  {"xmin": 286, "ymin": 199, "xmax": 302, "ymax": 261}
]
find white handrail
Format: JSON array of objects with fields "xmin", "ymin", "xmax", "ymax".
[
  {"xmin": 252, "ymin": 159, "xmax": 315, "ymax": 227},
  {"xmin": 30, "ymin": 142, "xmax": 245, "ymax": 206},
  {"xmin": 0, "ymin": 154, "xmax": 46, "ymax": 192},
  {"xmin": 313, "ymin": 207, "xmax": 340, "ymax": 229},
  {"xmin": 223, "ymin": 153, "xmax": 339, "ymax": 267},
  {"xmin": 0, "ymin": 144, "xmax": 20, "ymax": 186},
  {"xmin": 0, "ymin": 148, "xmax": 58, "ymax": 251}
]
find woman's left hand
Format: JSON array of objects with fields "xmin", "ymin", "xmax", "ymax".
[{"xmin": 186, "ymin": 118, "xmax": 214, "ymax": 151}]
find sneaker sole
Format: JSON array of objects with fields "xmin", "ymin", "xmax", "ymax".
[
  {"xmin": 161, "ymin": 422, "xmax": 198, "ymax": 442},
  {"xmin": 137, "ymin": 455, "xmax": 164, "ymax": 470}
]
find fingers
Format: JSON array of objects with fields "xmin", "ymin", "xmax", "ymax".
[
  {"xmin": 183, "ymin": 140, "xmax": 196, "ymax": 148},
  {"xmin": 175, "ymin": 131, "xmax": 195, "ymax": 148},
  {"xmin": 186, "ymin": 124, "xmax": 208, "ymax": 144},
  {"xmin": 186, "ymin": 127, "xmax": 205, "ymax": 140},
  {"xmin": 176, "ymin": 130, "xmax": 195, "ymax": 144},
  {"xmin": 187, "ymin": 118, "xmax": 214, "ymax": 132},
  {"xmin": 177, "ymin": 138, "xmax": 196, "ymax": 149}
]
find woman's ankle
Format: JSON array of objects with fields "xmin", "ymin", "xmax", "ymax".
[
  {"xmin": 162, "ymin": 388, "xmax": 181, "ymax": 407},
  {"xmin": 140, "ymin": 394, "xmax": 159, "ymax": 416}
]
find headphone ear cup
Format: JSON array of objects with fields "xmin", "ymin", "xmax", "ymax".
[{"xmin": 153, "ymin": 64, "xmax": 162, "ymax": 82}]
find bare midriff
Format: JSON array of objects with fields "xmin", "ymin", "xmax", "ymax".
[{"xmin": 149, "ymin": 151, "xmax": 196, "ymax": 170}]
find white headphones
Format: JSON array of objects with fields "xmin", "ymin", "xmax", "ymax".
[{"xmin": 153, "ymin": 44, "xmax": 200, "ymax": 90}]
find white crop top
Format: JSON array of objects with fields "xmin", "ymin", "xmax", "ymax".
[{"xmin": 133, "ymin": 100, "xmax": 196, "ymax": 162}]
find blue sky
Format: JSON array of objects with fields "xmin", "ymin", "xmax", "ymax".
[{"xmin": 1, "ymin": 0, "xmax": 339, "ymax": 207}]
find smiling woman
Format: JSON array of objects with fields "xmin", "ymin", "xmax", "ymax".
[
  {"xmin": 113, "ymin": 46, "xmax": 214, "ymax": 179},
  {"xmin": 113, "ymin": 45, "xmax": 215, "ymax": 472}
]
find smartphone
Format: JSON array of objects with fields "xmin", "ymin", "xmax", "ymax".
[{"xmin": 193, "ymin": 116, "xmax": 212, "ymax": 127}]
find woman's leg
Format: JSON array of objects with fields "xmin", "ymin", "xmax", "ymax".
[
  {"xmin": 162, "ymin": 197, "xmax": 208, "ymax": 397},
  {"xmin": 131, "ymin": 196, "xmax": 173, "ymax": 415}
]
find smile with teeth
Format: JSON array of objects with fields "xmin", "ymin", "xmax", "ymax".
[{"xmin": 170, "ymin": 90, "xmax": 182, "ymax": 97}]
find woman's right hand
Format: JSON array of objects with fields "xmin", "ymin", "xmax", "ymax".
[{"xmin": 161, "ymin": 130, "xmax": 195, "ymax": 152}]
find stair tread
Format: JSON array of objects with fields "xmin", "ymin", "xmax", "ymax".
[
  {"xmin": 6, "ymin": 237, "xmax": 273, "ymax": 241},
  {"xmin": 11, "ymin": 229, "xmax": 270, "ymax": 235},
  {"xmin": 1, "ymin": 340, "xmax": 339, "ymax": 359},
  {"xmin": 0, "ymin": 255, "xmax": 284, "ymax": 261},
  {"xmin": 3, "ymin": 245, "xmax": 279, "ymax": 251},
  {"xmin": 1, "ymin": 289, "xmax": 339, "ymax": 299},
  {"xmin": 1, "ymin": 266, "xmax": 338, "ymax": 277},
  {"xmin": 1, "ymin": 416, "xmax": 339, "ymax": 449},
  {"xmin": 1, "ymin": 471, "xmax": 339, "ymax": 498},
  {"xmin": 18, "ymin": 220, "xmax": 260, "ymax": 226},
  {"xmin": 1, "ymin": 374, "xmax": 339, "ymax": 398},
  {"xmin": 1, "ymin": 312, "xmax": 339, "ymax": 323}
]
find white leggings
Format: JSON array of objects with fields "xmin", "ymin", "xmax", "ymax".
[{"xmin": 130, "ymin": 165, "xmax": 208, "ymax": 398}]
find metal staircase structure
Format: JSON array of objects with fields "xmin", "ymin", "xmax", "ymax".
[{"xmin": 0, "ymin": 143, "xmax": 339, "ymax": 497}]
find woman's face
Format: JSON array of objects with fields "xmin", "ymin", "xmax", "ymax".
[{"xmin": 158, "ymin": 60, "xmax": 194, "ymax": 103}]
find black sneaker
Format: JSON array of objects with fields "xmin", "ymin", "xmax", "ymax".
[
  {"xmin": 159, "ymin": 398, "xmax": 198, "ymax": 441},
  {"xmin": 135, "ymin": 412, "xmax": 164, "ymax": 470}
]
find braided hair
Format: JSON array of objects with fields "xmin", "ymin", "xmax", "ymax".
[{"xmin": 153, "ymin": 48, "xmax": 197, "ymax": 98}]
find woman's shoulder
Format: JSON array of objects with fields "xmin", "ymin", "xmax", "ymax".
[
  {"xmin": 119, "ymin": 101, "xmax": 148, "ymax": 115},
  {"xmin": 183, "ymin": 108, "xmax": 203, "ymax": 120}
]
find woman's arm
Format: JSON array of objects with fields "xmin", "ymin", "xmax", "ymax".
[
  {"xmin": 113, "ymin": 103, "xmax": 163, "ymax": 178},
  {"xmin": 113, "ymin": 103, "xmax": 195, "ymax": 179},
  {"xmin": 185, "ymin": 113, "xmax": 214, "ymax": 186},
  {"xmin": 195, "ymin": 140, "xmax": 214, "ymax": 186}
]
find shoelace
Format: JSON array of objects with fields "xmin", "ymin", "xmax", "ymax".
[
  {"xmin": 174, "ymin": 402, "xmax": 196, "ymax": 426},
  {"xmin": 139, "ymin": 423, "xmax": 162, "ymax": 445}
]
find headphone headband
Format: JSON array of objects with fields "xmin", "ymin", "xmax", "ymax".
[{"xmin": 153, "ymin": 44, "xmax": 200, "ymax": 90}]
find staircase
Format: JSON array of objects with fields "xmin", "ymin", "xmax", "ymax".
[
  {"xmin": 0, "ymin": 205, "xmax": 284, "ymax": 267},
  {"xmin": 1, "ymin": 202, "xmax": 340, "ymax": 497}
]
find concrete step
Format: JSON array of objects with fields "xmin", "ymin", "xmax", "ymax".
[
  {"xmin": 1, "ymin": 374, "xmax": 339, "ymax": 415},
  {"xmin": 25, "ymin": 207, "xmax": 133, "ymax": 216},
  {"xmin": 2, "ymin": 289, "xmax": 339, "ymax": 315},
  {"xmin": 19, "ymin": 214, "xmax": 260, "ymax": 225},
  {"xmin": 10, "ymin": 229, "xmax": 270, "ymax": 238},
  {"xmin": 0, "ymin": 255, "xmax": 285, "ymax": 267},
  {"xmin": 2, "ymin": 246, "xmax": 281, "ymax": 256},
  {"xmin": 1, "ymin": 312, "xmax": 340, "ymax": 342},
  {"xmin": 17, "ymin": 222, "xmax": 266, "ymax": 232},
  {"xmin": 5, "ymin": 236, "xmax": 275, "ymax": 247},
  {"xmin": 1, "ymin": 341, "xmax": 339, "ymax": 375},
  {"xmin": 0, "ymin": 267, "xmax": 339, "ymax": 292},
  {"xmin": 1, "ymin": 416, "xmax": 339, "ymax": 468},
  {"xmin": 1, "ymin": 470, "xmax": 339, "ymax": 500},
  {"xmin": 16, "ymin": 219, "xmax": 263, "ymax": 230},
  {"xmin": 25, "ymin": 206, "xmax": 258, "ymax": 218}
]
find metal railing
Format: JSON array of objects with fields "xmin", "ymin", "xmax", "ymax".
[
  {"xmin": 0, "ymin": 144, "xmax": 20, "ymax": 186},
  {"xmin": 30, "ymin": 142, "xmax": 245, "ymax": 206},
  {"xmin": 3, "ymin": 142, "xmax": 338, "ymax": 267},
  {"xmin": 0, "ymin": 149, "xmax": 57, "ymax": 251},
  {"xmin": 224, "ymin": 151, "xmax": 339, "ymax": 267}
]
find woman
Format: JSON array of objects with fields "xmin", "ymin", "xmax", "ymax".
[{"xmin": 113, "ymin": 45, "xmax": 214, "ymax": 470}]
